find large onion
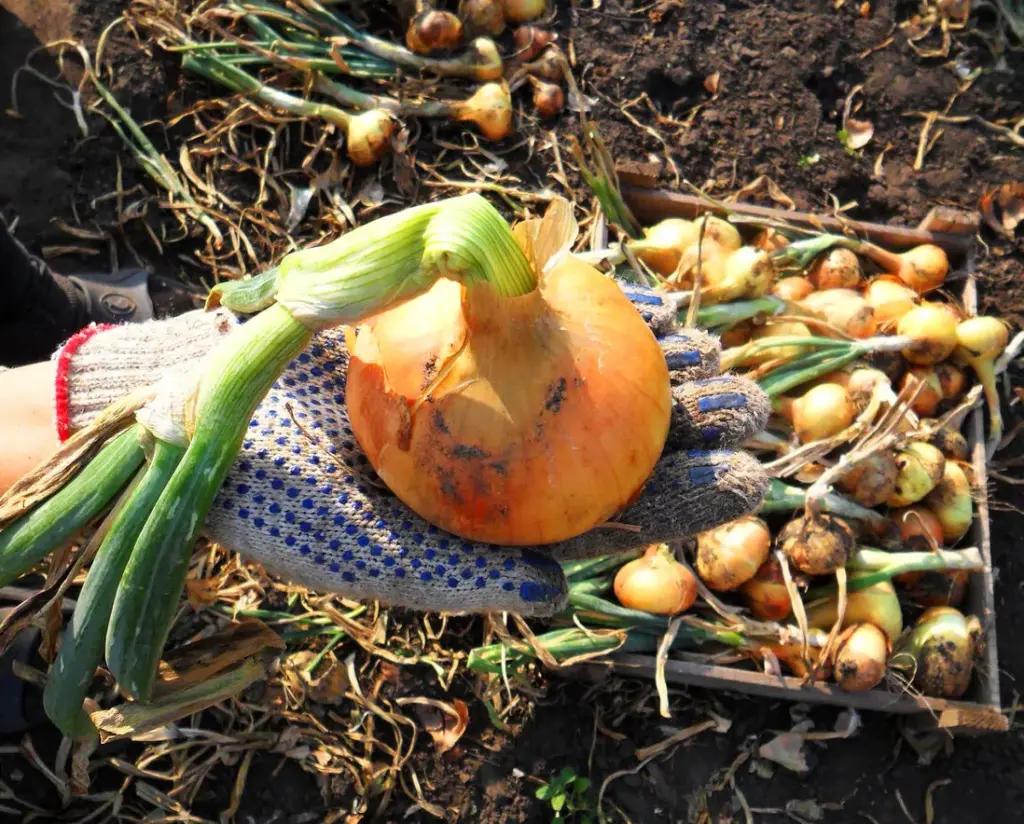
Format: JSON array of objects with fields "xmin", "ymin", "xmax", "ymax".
[
  {"xmin": 898, "ymin": 303, "xmax": 958, "ymax": 365},
  {"xmin": 696, "ymin": 516, "xmax": 771, "ymax": 591},
  {"xmin": 704, "ymin": 246, "xmax": 775, "ymax": 304},
  {"xmin": 887, "ymin": 441, "xmax": 945, "ymax": 507},
  {"xmin": 777, "ymin": 513, "xmax": 856, "ymax": 576},
  {"xmin": 833, "ymin": 623, "xmax": 889, "ymax": 691},
  {"xmin": 460, "ymin": 0, "xmax": 506, "ymax": 36},
  {"xmin": 614, "ymin": 543, "xmax": 698, "ymax": 615},
  {"xmin": 858, "ymin": 242, "xmax": 948, "ymax": 294},
  {"xmin": 740, "ymin": 557, "xmax": 792, "ymax": 621},
  {"xmin": 346, "ymin": 206, "xmax": 672, "ymax": 545},
  {"xmin": 776, "ymin": 383, "xmax": 855, "ymax": 442},
  {"xmin": 808, "ymin": 576, "xmax": 903, "ymax": 641}
]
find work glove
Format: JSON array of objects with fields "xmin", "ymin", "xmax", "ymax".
[{"xmin": 56, "ymin": 283, "xmax": 770, "ymax": 616}]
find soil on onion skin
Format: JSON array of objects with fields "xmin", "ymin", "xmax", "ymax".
[{"xmin": 2, "ymin": 1, "xmax": 1024, "ymax": 822}]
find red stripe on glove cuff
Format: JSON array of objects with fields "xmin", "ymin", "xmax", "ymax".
[{"xmin": 54, "ymin": 324, "xmax": 113, "ymax": 442}]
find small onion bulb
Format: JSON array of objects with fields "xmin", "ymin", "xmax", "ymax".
[
  {"xmin": 614, "ymin": 543, "xmax": 698, "ymax": 616},
  {"xmin": 922, "ymin": 460, "xmax": 973, "ymax": 542},
  {"xmin": 799, "ymin": 288, "xmax": 876, "ymax": 339},
  {"xmin": 502, "ymin": 0, "xmax": 547, "ymax": 24},
  {"xmin": 406, "ymin": 10, "xmax": 464, "ymax": 54},
  {"xmin": 696, "ymin": 516, "xmax": 771, "ymax": 591},
  {"xmin": 860, "ymin": 242, "xmax": 948, "ymax": 294},
  {"xmin": 777, "ymin": 513, "xmax": 856, "ymax": 576},
  {"xmin": 778, "ymin": 383, "xmax": 855, "ymax": 443},
  {"xmin": 772, "ymin": 276, "xmax": 814, "ymax": 302},
  {"xmin": 740, "ymin": 556, "xmax": 792, "ymax": 621},
  {"xmin": 512, "ymin": 25, "xmax": 553, "ymax": 61},
  {"xmin": 834, "ymin": 623, "xmax": 890, "ymax": 692},
  {"xmin": 346, "ymin": 110, "xmax": 396, "ymax": 166},
  {"xmin": 459, "ymin": 0, "xmax": 506, "ymax": 37},
  {"xmin": 630, "ymin": 219, "xmax": 699, "ymax": 276},
  {"xmin": 453, "ymin": 81, "xmax": 514, "ymax": 140},
  {"xmin": 887, "ymin": 441, "xmax": 945, "ymax": 507},
  {"xmin": 808, "ymin": 247, "xmax": 863, "ymax": 290},
  {"xmin": 530, "ymin": 78, "xmax": 564, "ymax": 118}
]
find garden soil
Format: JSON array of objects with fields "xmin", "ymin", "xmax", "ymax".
[{"xmin": 2, "ymin": 1, "xmax": 1024, "ymax": 822}]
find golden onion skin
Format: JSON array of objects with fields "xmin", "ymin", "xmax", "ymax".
[{"xmin": 346, "ymin": 255, "xmax": 672, "ymax": 545}]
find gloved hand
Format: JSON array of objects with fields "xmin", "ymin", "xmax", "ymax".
[{"xmin": 57, "ymin": 282, "xmax": 770, "ymax": 616}]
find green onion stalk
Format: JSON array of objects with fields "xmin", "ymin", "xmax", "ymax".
[
  {"xmin": 180, "ymin": 53, "xmax": 395, "ymax": 167},
  {"xmin": 759, "ymin": 478, "xmax": 894, "ymax": 540},
  {"xmin": 0, "ymin": 194, "xmax": 539, "ymax": 705}
]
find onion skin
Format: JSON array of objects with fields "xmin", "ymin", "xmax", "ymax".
[
  {"xmin": 772, "ymin": 276, "xmax": 814, "ymax": 302},
  {"xmin": 346, "ymin": 256, "xmax": 672, "ymax": 546},
  {"xmin": 893, "ymin": 505, "xmax": 944, "ymax": 550},
  {"xmin": 887, "ymin": 441, "xmax": 945, "ymax": 507},
  {"xmin": 837, "ymin": 451, "xmax": 899, "ymax": 507},
  {"xmin": 704, "ymin": 246, "xmax": 775, "ymax": 304},
  {"xmin": 512, "ymin": 25, "xmax": 553, "ymax": 60},
  {"xmin": 896, "ymin": 607, "xmax": 975, "ymax": 698},
  {"xmin": 834, "ymin": 624, "xmax": 889, "ymax": 692},
  {"xmin": 696, "ymin": 516, "xmax": 771, "ymax": 591},
  {"xmin": 631, "ymin": 218, "xmax": 698, "ymax": 276},
  {"xmin": 923, "ymin": 460, "xmax": 973, "ymax": 541},
  {"xmin": 808, "ymin": 577, "xmax": 903, "ymax": 641},
  {"xmin": 799, "ymin": 288, "xmax": 876, "ymax": 339},
  {"xmin": 460, "ymin": 0, "xmax": 506, "ymax": 37},
  {"xmin": 864, "ymin": 277, "xmax": 918, "ymax": 328},
  {"xmin": 740, "ymin": 556, "xmax": 792, "ymax": 621},
  {"xmin": 614, "ymin": 544, "xmax": 698, "ymax": 616},
  {"xmin": 777, "ymin": 513, "xmax": 856, "ymax": 576},
  {"xmin": 954, "ymin": 316, "xmax": 1010, "ymax": 446},
  {"xmin": 898, "ymin": 303, "xmax": 958, "ymax": 365},
  {"xmin": 406, "ymin": 10, "xmax": 464, "ymax": 54},
  {"xmin": 808, "ymin": 247, "xmax": 863, "ymax": 290}
]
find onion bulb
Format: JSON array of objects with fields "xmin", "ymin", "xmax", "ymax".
[
  {"xmin": 614, "ymin": 544, "xmax": 698, "ymax": 615},
  {"xmin": 740, "ymin": 557, "xmax": 792, "ymax": 621},
  {"xmin": 897, "ymin": 303, "xmax": 958, "ymax": 365},
  {"xmin": 346, "ymin": 206, "xmax": 672, "ymax": 545},
  {"xmin": 895, "ymin": 607, "xmax": 977, "ymax": 697},
  {"xmin": 466, "ymin": 37, "xmax": 505, "ymax": 81},
  {"xmin": 524, "ymin": 48, "xmax": 562, "ymax": 81},
  {"xmin": 406, "ymin": 10, "xmax": 464, "ymax": 54},
  {"xmin": 694, "ymin": 215, "xmax": 742, "ymax": 253},
  {"xmin": 899, "ymin": 366, "xmax": 944, "ymax": 416},
  {"xmin": 954, "ymin": 315, "xmax": 1010, "ymax": 446},
  {"xmin": 346, "ymin": 110, "xmax": 397, "ymax": 166},
  {"xmin": 753, "ymin": 228, "xmax": 789, "ymax": 252},
  {"xmin": 629, "ymin": 218, "xmax": 698, "ymax": 276},
  {"xmin": 502, "ymin": 0, "xmax": 547, "ymax": 23},
  {"xmin": 808, "ymin": 576, "xmax": 903, "ymax": 641},
  {"xmin": 923, "ymin": 460, "xmax": 973, "ymax": 541},
  {"xmin": 799, "ymin": 288, "xmax": 876, "ymax": 339},
  {"xmin": 696, "ymin": 516, "xmax": 771, "ymax": 591},
  {"xmin": 776, "ymin": 383, "xmax": 855, "ymax": 443},
  {"xmin": 460, "ymin": 0, "xmax": 506, "ymax": 37},
  {"xmin": 704, "ymin": 246, "xmax": 775, "ymax": 304},
  {"xmin": 935, "ymin": 361, "xmax": 967, "ymax": 401},
  {"xmin": 452, "ymin": 82, "xmax": 514, "ymax": 140},
  {"xmin": 897, "ymin": 567, "xmax": 968, "ymax": 608},
  {"xmin": 772, "ymin": 276, "xmax": 814, "ymax": 302},
  {"xmin": 529, "ymin": 77, "xmax": 564, "ymax": 118},
  {"xmin": 893, "ymin": 505, "xmax": 944, "ymax": 550},
  {"xmin": 923, "ymin": 419, "xmax": 970, "ymax": 462},
  {"xmin": 720, "ymin": 320, "xmax": 754, "ymax": 348},
  {"xmin": 777, "ymin": 513, "xmax": 856, "ymax": 576},
  {"xmin": 512, "ymin": 24, "xmax": 553, "ymax": 61},
  {"xmin": 887, "ymin": 441, "xmax": 945, "ymax": 507},
  {"xmin": 859, "ymin": 242, "xmax": 948, "ymax": 294},
  {"xmin": 837, "ymin": 451, "xmax": 899, "ymax": 507},
  {"xmin": 864, "ymin": 277, "xmax": 919, "ymax": 328},
  {"xmin": 834, "ymin": 624, "xmax": 890, "ymax": 691},
  {"xmin": 808, "ymin": 247, "xmax": 863, "ymax": 290}
]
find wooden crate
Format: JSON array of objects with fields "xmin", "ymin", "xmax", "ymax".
[{"xmin": 589, "ymin": 183, "xmax": 1007, "ymax": 734}]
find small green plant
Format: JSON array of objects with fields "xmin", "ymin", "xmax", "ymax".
[
  {"xmin": 535, "ymin": 765, "xmax": 597, "ymax": 824},
  {"xmin": 835, "ymin": 129, "xmax": 860, "ymax": 156},
  {"xmin": 797, "ymin": 153, "xmax": 821, "ymax": 168}
]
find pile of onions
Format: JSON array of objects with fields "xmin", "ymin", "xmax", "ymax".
[
  {"xmin": 740, "ymin": 557, "xmax": 792, "ymax": 620},
  {"xmin": 887, "ymin": 441, "xmax": 945, "ymax": 507},
  {"xmin": 837, "ymin": 452, "xmax": 899, "ymax": 507},
  {"xmin": 345, "ymin": 203, "xmax": 672, "ymax": 545},
  {"xmin": 808, "ymin": 575, "xmax": 904, "ymax": 641},
  {"xmin": 777, "ymin": 513, "xmax": 856, "ymax": 576},
  {"xmin": 894, "ymin": 607, "xmax": 979, "ymax": 697},
  {"xmin": 774, "ymin": 383, "xmax": 855, "ymax": 443},
  {"xmin": 614, "ymin": 544, "xmax": 698, "ymax": 616},
  {"xmin": 696, "ymin": 516, "xmax": 771, "ymax": 591},
  {"xmin": 833, "ymin": 623, "xmax": 889, "ymax": 691}
]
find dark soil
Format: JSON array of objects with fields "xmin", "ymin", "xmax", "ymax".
[{"xmin": 2, "ymin": 1, "xmax": 1024, "ymax": 822}]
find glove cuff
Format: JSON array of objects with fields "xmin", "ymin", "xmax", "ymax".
[{"xmin": 52, "ymin": 309, "xmax": 238, "ymax": 440}]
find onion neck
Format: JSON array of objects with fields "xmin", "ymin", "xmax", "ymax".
[{"xmin": 275, "ymin": 194, "xmax": 536, "ymax": 328}]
